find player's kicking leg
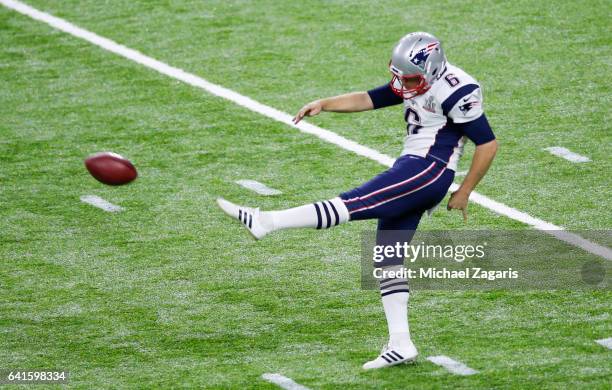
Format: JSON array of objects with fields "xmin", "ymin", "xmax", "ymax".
[
  {"xmin": 216, "ymin": 154, "xmax": 454, "ymax": 369},
  {"xmin": 216, "ymin": 155, "xmax": 446, "ymax": 240},
  {"xmin": 216, "ymin": 197, "xmax": 349, "ymax": 240}
]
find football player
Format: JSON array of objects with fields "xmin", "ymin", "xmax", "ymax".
[{"xmin": 217, "ymin": 32, "xmax": 498, "ymax": 369}]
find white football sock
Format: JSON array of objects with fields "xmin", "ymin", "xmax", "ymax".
[
  {"xmin": 382, "ymin": 292, "xmax": 412, "ymax": 350},
  {"xmin": 263, "ymin": 197, "xmax": 349, "ymax": 231},
  {"xmin": 381, "ymin": 279, "xmax": 411, "ymax": 349}
]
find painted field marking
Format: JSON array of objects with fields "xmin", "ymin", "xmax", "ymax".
[
  {"xmin": 80, "ymin": 195, "xmax": 123, "ymax": 212},
  {"xmin": 427, "ymin": 355, "xmax": 478, "ymax": 376},
  {"xmin": 455, "ymin": 170, "xmax": 467, "ymax": 177},
  {"xmin": 2, "ymin": 0, "xmax": 610, "ymax": 260},
  {"xmin": 262, "ymin": 373, "xmax": 310, "ymax": 390},
  {"xmin": 236, "ymin": 179, "xmax": 282, "ymax": 195},
  {"xmin": 595, "ymin": 337, "xmax": 612, "ymax": 350},
  {"xmin": 544, "ymin": 146, "xmax": 591, "ymax": 163}
]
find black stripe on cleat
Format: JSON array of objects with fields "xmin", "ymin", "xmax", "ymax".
[{"xmin": 391, "ymin": 350, "xmax": 404, "ymax": 360}]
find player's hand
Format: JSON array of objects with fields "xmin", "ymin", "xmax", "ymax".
[
  {"xmin": 447, "ymin": 190, "xmax": 469, "ymax": 222},
  {"xmin": 293, "ymin": 100, "xmax": 323, "ymax": 124}
]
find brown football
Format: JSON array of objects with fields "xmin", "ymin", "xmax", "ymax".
[{"xmin": 85, "ymin": 152, "xmax": 137, "ymax": 185}]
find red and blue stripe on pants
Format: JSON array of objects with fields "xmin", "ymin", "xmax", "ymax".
[{"xmin": 340, "ymin": 154, "xmax": 453, "ymax": 221}]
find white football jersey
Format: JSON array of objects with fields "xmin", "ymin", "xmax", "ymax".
[{"xmin": 399, "ymin": 63, "xmax": 485, "ymax": 171}]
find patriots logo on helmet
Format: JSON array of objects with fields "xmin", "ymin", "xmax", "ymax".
[{"xmin": 410, "ymin": 42, "xmax": 439, "ymax": 70}]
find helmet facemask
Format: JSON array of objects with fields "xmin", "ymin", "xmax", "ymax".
[{"xmin": 389, "ymin": 61, "xmax": 431, "ymax": 99}]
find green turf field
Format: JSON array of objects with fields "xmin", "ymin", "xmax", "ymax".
[{"xmin": 1, "ymin": 0, "xmax": 610, "ymax": 388}]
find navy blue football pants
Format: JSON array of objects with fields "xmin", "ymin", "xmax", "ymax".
[{"xmin": 339, "ymin": 154, "xmax": 454, "ymax": 266}]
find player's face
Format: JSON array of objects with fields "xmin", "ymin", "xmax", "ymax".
[{"xmin": 401, "ymin": 76, "xmax": 421, "ymax": 90}]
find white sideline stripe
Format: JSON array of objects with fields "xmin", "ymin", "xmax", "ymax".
[
  {"xmin": 427, "ymin": 355, "xmax": 478, "ymax": 376},
  {"xmin": 80, "ymin": 195, "xmax": 123, "ymax": 212},
  {"xmin": 262, "ymin": 373, "xmax": 310, "ymax": 390},
  {"xmin": 595, "ymin": 337, "xmax": 612, "ymax": 349},
  {"xmin": 3, "ymin": 0, "xmax": 610, "ymax": 261},
  {"xmin": 455, "ymin": 170, "xmax": 467, "ymax": 177},
  {"xmin": 236, "ymin": 179, "xmax": 282, "ymax": 195},
  {"xmin": 460, "ymin": 185, "xmax": 611, "ymax": 260},
  {"xmin": 544, "ymin": 146, "xmax": 591, "ymax": 163}
]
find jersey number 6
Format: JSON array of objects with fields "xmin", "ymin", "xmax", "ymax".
[{"xmin": 445, "ymin": 74, "xmax": 460, "ymax": 87}]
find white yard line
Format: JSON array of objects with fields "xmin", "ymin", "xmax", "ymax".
[
  {"xmin": 544, "ymin": 146, "xmax": 591, "ymax": 163},
  {"xmin": 595, "ymin": 337, "xmax": 612, "ymax": 350},
  {"xmin": 3, "ymin": 0, "xmax": 610, "ymax": 260},
  {"xmin": 262, "ymin": 373, "xmax": 310, "ymax": 390},
  {"xmin": 236, "ymin": 179, "xmax": 282, "ymax": 195},
  {"xmin": 80, "ymin": 195, "xmax": 123, "ymax": 212},
  {"xmin": 427, "ymin": 355, "xmax": 478, "ymax": 375}
]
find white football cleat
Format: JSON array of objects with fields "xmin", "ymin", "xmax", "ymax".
[
  {"xmin": 362, "ymin": 341, "xmax": 418, "ymax": 370},
  {"xmin": 216, "ymin": 198, "xmax": 272, "ymax": 240}
]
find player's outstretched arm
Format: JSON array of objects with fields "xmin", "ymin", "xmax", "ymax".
[
  {"xmin": 292, "ymin": 92, "xmax": 374, "ymax": 124},
  {"xmin": 447, "ymin": 139, "xmax": 498, "ymax": 221}
]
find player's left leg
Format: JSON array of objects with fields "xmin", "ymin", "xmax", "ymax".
[{"xmin": 362, "ymin": 212, "xmax": 422, "ymax": 370}]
